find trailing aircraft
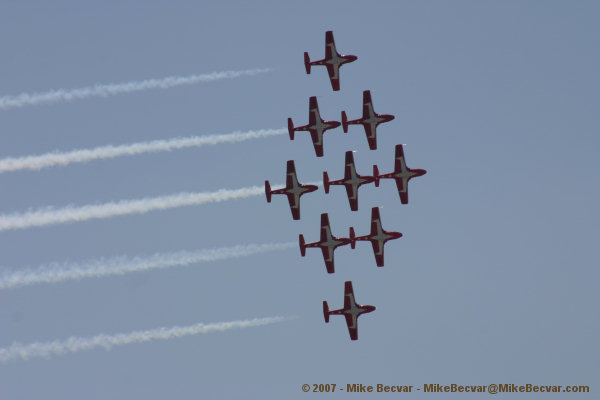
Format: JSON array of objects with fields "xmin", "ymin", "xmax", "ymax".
[
  {"xmin": 323, "ymin": 151, "xmax": 376, "ymax": 211},
  {"xmin": 299, "ymin": 213, "xmax": 352, "ymax": 274},
  {"xmin": 350, "ymin": 207, "xmax": 402, "ymax": 267},
  {"xmin": 265, "ymin": 160, "xmax": 318, "ymax": 220},
  {"xmin": 304, "ymin": 30, "xmax": 357, "ymax": 91},
  {"xmin": 323, "ymin": 281, "xmax": 376, "ymax": 340},
  {"xmin": 341, "ymin": 90, "xmax": 395, "ymax": 150},
  {"xmin": 374, "ymin": 144, "xmax": 427, "ymax": 204},
  {"xmin": 288, "ymin": 96, "xmax": 340, "ymax": 157}
]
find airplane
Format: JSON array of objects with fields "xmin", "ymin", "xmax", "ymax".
[
  {"xmin": 374, "ymin": 144, "xmax": 427, "ymax": 204},
  {"xmin": 299, "ymin": 213, "xmax": 352, "ymax": 274},
  {"xmin": 323, "ymin": 151, "xmax": 376, "ymax": 211},
  {"xmin": 288, "ymin": 96, "xmax": 341, "ymax": 157},
  {"xmin": 304, "ymin": 30, "xmax": 358, "ymax": 91},
  {"xmin": 323, "ymin": 281, "xmax": 376, "ymax": 340},
  {"xmin": 350, "ymin": 207, "xmax": 402, "ymax": 267},
  {"xmin": 265, "ymin": 160, "xmax": 318, "ymax": 220},
  {"xmin": 341, "ymin": 90, "xmax": 395, "ymax": 150}
]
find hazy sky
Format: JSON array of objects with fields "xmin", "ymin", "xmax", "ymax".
[{"xmin": 0, "ymin": 1, "xmax": 598, "ymax": 399}]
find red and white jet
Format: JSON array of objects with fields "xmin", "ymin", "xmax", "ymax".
[
  {"xmin": 341, "ymin": 90, "xmax": 395, "ymax": 150},
  {"xmin": 374, "ymin": 144, "xmax": 427, "ymax": 204},
  {"xmin": 323, "ymin": 281, "xmax": 376, "ymax": 340},
  {"xmin": 304, "ymin": 31, "xmax": 357, "ymax": 91},
  {"xmin": 299, "ymin": 213, "xmax": 352, "ymax": 274},
  {"xmin": 288, "ymin": 96, "xmax": 340, "ymax": 157},
  {"xmin": 350, "ymin": 207, "xmax": 402, "ymax": 267},
  {"xmin": 323, "ymin": 151, "xmax": 376, "ymax": 211},
  {"xmin": 265, "ymin": 160, "xmax": 318, "ymax": 220}
]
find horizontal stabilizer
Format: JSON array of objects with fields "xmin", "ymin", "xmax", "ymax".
[
  {"xmin": 299, "ymin": 234, "xmax": 306, "ymax": 257},
  {"xmin": 287, "ymin": 118, "xmax": 295, "ymax": 140},
  {"xmin": 323, "ymin": 301, "xmax": 330, "ymax": 323},
  {"xmin": 349, "ymin": 227, "xmax": 356, "ymax": 249},
  {"xmin": 323, "ymin": 171, "xmax": 330, "ymax": 194},
  {"xmin": 341, "ymin": 111, "xmax": 348, "ymax": 133},
  {"xmin": 264, "ymin": 181, "xmax": 272, "ymax": 202},
  {"xmin": 373, "ymin": 165, "xmax": 380, "ymax": 187},
  {"xmin": 304, "ymin": 52, "xmax": 311, "ymax": 74}
]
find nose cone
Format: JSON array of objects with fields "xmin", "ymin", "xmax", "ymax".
[
  {"xmin": 329, "ymin": 120, "xmax": 342, "ymax": 129},
  {"xmin": 350, "ymin": 55, "xmax": 358, "ymax": 62},
  {"xmin": 385, "ymin": 114, "xmax": 395, "ymax": 123},
  {"xmin": 416, "ymin": 169, "xmax": 427, "ymax": 177},
  {"xmin": 366, "ymin": 305, "xmax": 376, "ymax": 313}
]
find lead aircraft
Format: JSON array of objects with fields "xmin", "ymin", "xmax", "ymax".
[
  {"xmin": 375, "ymin": 144, "xmax": 427, "ymax": 204},
  {"xmin": 323, "ymin": 281, "xmax": 376, "ymax": 340},
  {"xmin": 304, "ymin": 31, "xmax": 357, "ymax": 91},
  {"xmin": 265, "ymin": 160, "xmax": 318, "ymax": 220},
  {"xmin": 288, "ymin": 96, "xmax": 340, "ymax": 157},
  {"xmin": 323, "ymin": 151, "xmax": 376, "ymax": 211},
  {"xmin": 341, "ymin": 90, "xmax": 395, "ymax": 150},
  {"xmin": 299, "ymin": 213, "xmax": 352, "ymax": 274},
  {"xmin": 350, "ymin": 207, "xmax": 402, "ymax": 267}
]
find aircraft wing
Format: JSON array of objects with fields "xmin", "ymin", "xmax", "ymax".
[
  {"xmin": 394, "ymin": 144, "xmax": 406, "ymax": 173},
  {"xmin": 362, "ymin": 90, "xmax": 374, "ymax": 119},
  {"xmin": 326, "ymin": 64, "xmax": 341, "ymax": 91},
  {"xmin": 286, "ymin": 160, "xmax": 298, "ymax": 189},
  {"xmin": 363, "ymin": 123, "xmax": 377, "ymax": 150},
  {"xmin": 343, "ymin": 281, "xmax": 356, "ymax": 309},
  {"xmin": 309, "ymin": 130, "xmax": 324, "ymax": 157},
  {"xmin": 395, "ymin": 179, "xmax": 409, "ymax": 204},
  {"xmin": 320, "ymin": 213, "xmax": 331, "ymax": 242},
  {"xmin": 344, "ymin": 184, "xmax": 358, "ymax": 211},
  {"xmin": 371, "ymin": 240, "xmax": 384, "ymax": 267},
  {"xmin": 321, "ymin": 247, "xmax": 335, "ymax": 274},
  {"xmin": 286, "ymin": 194, "xmax": 301, "ymax": 220},
  {"xmin": 308, "ymin": 96, "xmax": 320, "ymax": 125},
  {"xmin": 325, "ymin": 31, "xmax": 337, "ymax": 60},
  {"xmin": 344, "ymin": 314, "xmax": 359, "ymax": 340}
]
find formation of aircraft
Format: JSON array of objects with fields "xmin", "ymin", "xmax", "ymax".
[
  {"xmin": 265, "ymin": 31, "xmax": 427, "ymax": 340},
  {"xmin": 304, "ymin": 31, "xmax": 357, "ymax": 91},
  {"xmin": 288, "ymin": 96, "xmax": 340, "ymax": 157},
  {"xmin": 323, "ymin": 281, "xmax": 375, "ymax": 340},
  {"xmin": 265, "ymin": 160, "xmax": 318, "ymax": 220},
  {"xmin": 323, "ymin": 151, "xmax": 376, "ymax": 211},
  {"xmin": 341, "ymin": 90, "xmax": 395, "ymax": 150}
]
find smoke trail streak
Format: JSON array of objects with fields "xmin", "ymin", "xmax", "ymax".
[
  {"xmin": 0, "ymin": 68, "xmax": 271, "ymax": 110},
  {"xmin": 0, "ymin": 317, "xmax": 290, "ymax": 362},
  {"xmin": 0, "ymin": 128, "xmax": 286, "ymax": 174},
  {"xmin": 0, "ymin": 242, "xmax": 295, "ymax": 290},
  {"xmin": 0, "ymin": 185, "xmax": 270, "ymax": 232}
]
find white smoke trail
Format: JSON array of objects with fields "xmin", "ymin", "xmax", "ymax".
[
  {"xmin": 0, "ymin": 242, "xmax": 295, "ymax": 290},
  {"xmin": 0, "ymin": 128, "xmax": 286, "ymax": 174},
  {"xmin": 0, "ymin": 68, "xmax": 271, "ymax": 110},
  {"xmin": 0, "ymin": 316, "xmax": 290, "ymax": 363},
  {"xmin": 0, "ymin": 185, "xmax": 270, "ymax": 232}
]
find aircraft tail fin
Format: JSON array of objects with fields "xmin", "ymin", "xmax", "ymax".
[
  {"xmin": 349, "ymin": 226, "xmax": 356, "ymax": 249},
  {"xmin": 299, "ymin": 234, "xmax": 306, "ymax": 257},
  {"xmin": 341, "ymin": 111, "xmax": 349, "ymax": 133},
  {"xmin": 373, "ymin": 165, "xmax": 380, "ymax": 187},
  {"xmin": 265, "ymin": 181, "xmax": 272, "ymax": 202},
  {"xmin": 287, "ymin": 118, "xmax": 295, "ymax": 140},
  {"xmin": 323, "ymin": 301, "xmax": 330, "ymax": 323},
  {"xmin": 323, "ymin": 171, "xmax": 330, "ymax": 194},
  {"xmin": 304, "ymin": 52, "xmax": 311, "ymax": 74}
]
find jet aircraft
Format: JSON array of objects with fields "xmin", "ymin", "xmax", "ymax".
[
  {"xmin": 304, "ymin": 31, "xmax": 357, "ymax": 91},
  {"xmin": 323, "ymin": 281, "xmax": 376, "ymax": 340},
  {"xmin": 374, "ymin": 144, "xmax": 427, "ymax": 204},
  {"xmin": 299, "ymin": 213, "xmax": 352, "ymax": 274},
  {"xmin": 265, "ymin": 160, "xmax": 318, "ymax": 220},
  {"xmin": 288, "ymin": 96, "xmax": 340, "ymax": 157},
  {"xmin": 350, "ymin": 207, "xmax": 402, "ymax": 267},
  {"xmin": 323, "ymin": 151, "xmax": 376, "ymax": 211},
  {"xmin": 341, "ymin": 90, "xmax": 395, "ymax": 150}
]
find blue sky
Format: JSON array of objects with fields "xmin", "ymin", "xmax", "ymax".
[{"xmin": 0, "ymin": 1, "xmax": 598, "ymax": 398}]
